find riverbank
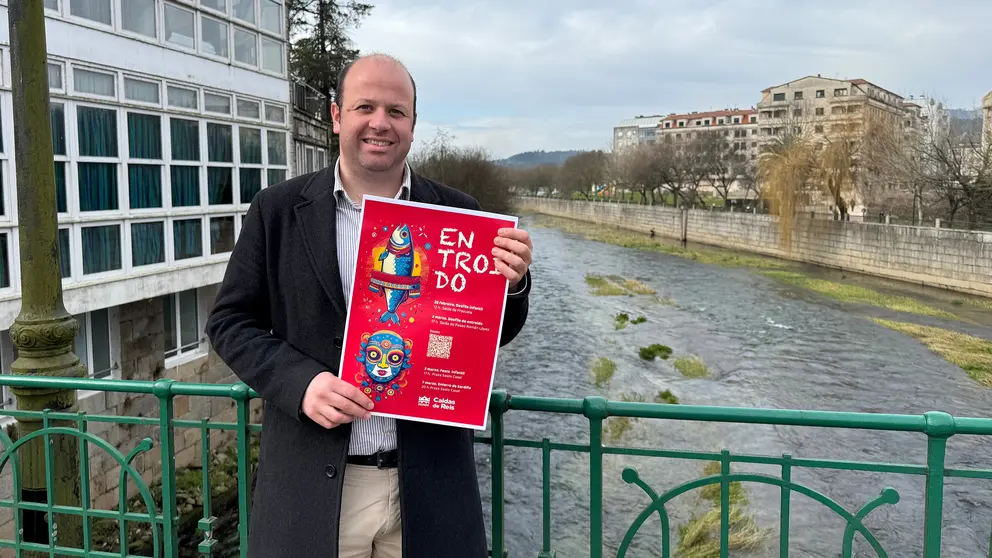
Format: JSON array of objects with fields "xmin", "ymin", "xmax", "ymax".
[{"xmin": 519, "ymin": 197, "xmax": 992, "ymax": 298}]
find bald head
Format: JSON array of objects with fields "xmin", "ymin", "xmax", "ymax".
[{"xmin": 335, "ymin": 54, "xmax": 417, "ymax": 117}]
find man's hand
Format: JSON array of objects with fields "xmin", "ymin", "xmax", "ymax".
[
  {"xmin": 302, "ymin": 371, "xmax": 374, "ymax": 428},
  {"xmin": 492, "ymin": 228, "xmax": 533, "ymax": 290}
]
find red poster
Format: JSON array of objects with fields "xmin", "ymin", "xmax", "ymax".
[{"xmin": 338, "ymin": 195, "xmax": 518, "ymax": 430}]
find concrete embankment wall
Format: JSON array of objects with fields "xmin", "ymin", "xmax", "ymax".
[{"xmin": 519, "ymin": 198, "xmax": 992, "ymax": 298}]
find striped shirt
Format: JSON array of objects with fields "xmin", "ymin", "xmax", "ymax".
[{"xmin": 334, "ymin": 158, "xmax": 411, "ymax": 456}]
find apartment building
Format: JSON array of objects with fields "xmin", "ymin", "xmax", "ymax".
[
  {"xmin": 0, "ymin": 0, "xmax": 292, "ymax": 408},
  {"xmin": 756, "ymin": 75, "xmax": 907, "ymax": 144},
  {"xmin": 612, "ymin": 115, "xmax": 665, "ymax": 151},
  {"xmin": 656, "ymin": 108, "xmax": 760, "ymax": 161}
]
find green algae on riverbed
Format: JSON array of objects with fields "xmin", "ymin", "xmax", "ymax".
[
  {"xmin": 763, "ymin": 270, "xmax": 959, "ymax": 320},
  {"xmin": 639, "ymin": 344, "xmax": 673, "ymax": 360},
  {"xmin": 591, "ymin": 356, "xmax": 616, "ymax": 388},
  {"xmin": 675, "ymin": 356, "xmax": 709, "ymax": 378},
  {"xmin": 873, "ymin": 318, "xmax": 992, "ymax": 387}
]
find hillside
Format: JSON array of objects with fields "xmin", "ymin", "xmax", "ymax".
[{"xmin": 496, "ymin": 150, "xmax": 583, "ymax": 167}]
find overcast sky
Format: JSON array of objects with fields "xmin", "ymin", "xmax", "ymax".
[{"xmin": 349, "ymin": 0, "xmax": 991, "ymax": 159}]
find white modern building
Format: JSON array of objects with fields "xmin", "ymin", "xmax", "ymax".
[{"xmin": 0, "ymin": 0, "xmax": 292, "ymax": 407}]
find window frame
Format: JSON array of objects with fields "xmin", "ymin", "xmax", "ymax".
[
  {"xmin": 118, "ymin": 0, "xmax": 160, "ymax": 42},
  {"xmin": 163, "ymin": 288, "xmax": 207, "ymax": 368},
  {"xmin": 71, "ymin": 65, "xmax": 119, "ymax": 101},
  {"xmin": 66, "ymin": 0, "xmax": 115, "ymax": 29},
  {"xmin": 72, "ymin": 101, "xmax": 125, "ymax": 217}
]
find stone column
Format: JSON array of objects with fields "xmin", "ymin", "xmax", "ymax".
[{"xmin": 8, "ymin": 0, "xmax": 85, "ymax": 550}]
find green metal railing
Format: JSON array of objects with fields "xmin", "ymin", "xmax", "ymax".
[{"xmin": 1, "ymin": 376, "xmax": 991, "ymax": 557}]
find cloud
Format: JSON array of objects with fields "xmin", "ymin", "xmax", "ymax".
[{"xmin": 350, "ymin": 0, "xmax": 992, "ymax": 158}]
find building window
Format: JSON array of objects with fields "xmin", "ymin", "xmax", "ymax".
[
  {"xmin": 237, "ymin": 98, "xmax": 261, "ymax": 119},
  {"xmin": 210, "ymin": 216, "xmax": 235, "ymax": 254},
  {"xmin": 794, "ymin": 91, "xmax": 803, "ymax": 100},
  {"xmin": 773, "ymin": 93, "xmax": 785, "ymax": 101},
  {"xmin": 122, "ymin": 0, "xmax": 157, "ymax": 38},
  {"xmin": 834, "ymin": 88, "xmax": 848, "ymax": 96},
  {"xmin": 45, "ymin": 0, "xmax": 59, "ymax": 10},
  {"xmin": 793, "ymin": 109, "xmax": 802, "ymax": 117},
  {"xmin": 816, "ymin": 108, "xmax": 824, "ymax": 116},
  {"xmin": 732, "ymin": 117, "xmax": 740, "ymax": 124},
  {"xmin": 205, "ymin": 93, "xmax": 232, "ymax": 115},
  {"xmin": 167, "ymin": 85, "xmax": 198, "ymax": 110},
  {"xmin": 81, "ymin": 224, "xmax": 122, "ymax": 274},
  {"xmin": 0, "ymin": 233, "xmax": 9, "ymax": 289},
  {"xmin": 208, "ymin": 123, "xmax": 234, "ymax": 204},
  {"xmin": 128, "ymin": 112, "xmax": 164, "ymax": 209},
  {"xmin": 234, "ymin": 28, "xmax": 258, "ymax": 66},
  {"xmin": 51, "ymin": 104, "xmax": 68, "ymax": 213},
  {"xmin": 264, "ymin": 103, "xmax": 286, "ymax": 123},
  {"xmin": 174, "ymin": 218, "xmax": 202, "ymax": 260},
  {"xmin": 70, "ymin": 0, "xmax": 112, "ymax": 25},
  {"xmin": 48, "ymin": 63, "xmax": 64, "ymax": 90},
  {"xmin": 77, "ymin": 106, "xmax": 119, "ymax": 212},
  {"xmin": 131, "ymin": 221, "xmax": 165, "ymax": 266},
  {"xmin": 749, "ymin": 116, "xmax": 756, "ymax": 123},
  {"xmin": 59, "ymin": 229, "xmax": 71, "ymax": 278},
  {"xmin": 261, "ymin": 0, "xmax": 283, "ymax": 35},
  {"xmin": 201, "ymin": 16, "xmax": 230, "ymax": 59},
  {"xmin": 202, "ymin": 0, "xmax": 226, "ymax": 13},
  {"xmin": 233, "ymin": 0, "xmax": 256, "ymax": 24},
  {"xmin": 163, "ymin": 289, "xmax": 200, "ymax": 360},
  {"xmin": 74, "ymin": 68, "xmax": 116, "ymax": 97},
  {"xmin": 816, "ymin": 90, "xmax": 825, "ymax": 98},
  {"xmin": 74, "ymin": 308, "xmax": 114, "ymax": 379},
  {"xmin": 124, "ymin": 77, "xmax": 160, "ymax": 104},
  {"xmin": 261, "ymin": 38, "xmax": 284, "ymax": 73},
  {"xmin": 164, "ymin": 4, "xmax": 196, "ymax": 49}
]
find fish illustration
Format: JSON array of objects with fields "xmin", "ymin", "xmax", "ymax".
[{"xmin": 368, "ymin": 224, "xmax": 421, "ymax": 324}]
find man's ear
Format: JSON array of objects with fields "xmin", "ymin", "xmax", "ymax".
[{"xmin": 332, "ymin": 102, "xmax": 342, "ymax": 134}]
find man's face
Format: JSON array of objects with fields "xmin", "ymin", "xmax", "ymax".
[{"xmin": 332, "ymin": 59, "xmax": 415, "ymax": 174}]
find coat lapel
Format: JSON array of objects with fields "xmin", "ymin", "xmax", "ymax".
[{"xmin": 294, "ymin": 168, "xmax": 349, "ymax": 318}]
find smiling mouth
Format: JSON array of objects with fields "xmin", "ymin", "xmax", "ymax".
[{"xmin": 363, "ymin": 139, "xmax": 392, "ymax": 147}]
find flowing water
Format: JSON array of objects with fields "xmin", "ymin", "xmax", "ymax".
[{"xmin": 476, "ymin": 213, "xmax": 992, "ymax": 557}]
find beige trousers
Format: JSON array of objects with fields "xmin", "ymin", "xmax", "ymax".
[{"xmin": 338, "ymin": 465, "xmax": 402, "ymax": 558}]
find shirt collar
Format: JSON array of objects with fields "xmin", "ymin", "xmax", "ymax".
[{"xmin": 333, "ymin": 157, "xmax": 412, "ymax": 208}]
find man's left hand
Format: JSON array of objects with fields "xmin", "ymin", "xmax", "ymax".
[{"xmin": 493, "ymin": 228, "xmax": 533, "ymax": 291}]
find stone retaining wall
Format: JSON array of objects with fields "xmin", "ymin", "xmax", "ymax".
[{"xmin": 521, "ymin": 198, "xmax": 992, "ymax": 298}]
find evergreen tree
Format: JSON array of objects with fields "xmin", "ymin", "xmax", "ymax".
[{"xmin": 287, "ymin": 1, "xmax": 373, "ymax": 152}]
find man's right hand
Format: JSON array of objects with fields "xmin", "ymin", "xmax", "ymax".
[{"xmin": 301, "ymin": 372, "xmax": 374, "ymax": 428}]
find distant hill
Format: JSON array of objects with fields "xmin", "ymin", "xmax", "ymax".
[{"xmin": 496, "ymin": 150, "xmax": 584, "ymax": 168}]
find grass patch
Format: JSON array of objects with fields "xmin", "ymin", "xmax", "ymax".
[
  {"xmin": 639, "ymin": 344, "xmax": 673, "ymax": 360},
  {"xmin": 620, "ymin": 392, "xmax": 646, "ymax": 403},
  {"xmin": 585, "ymin": 273, "xmax": 656, "ymax": 296},
  {"xmin": 675, "ymin": 356, "xmax": 709, "ymax": 378},
  {"xmin": 967, "ymin": 298, "xmax": 992, "ymax": 311},
  {"xmin": 615, "ymin": 312, "xmax": 647, "ymax": 330},
  {"xmin": 585, "ymin": 274, "xmax": 627, "ymax": 296},
  {"xmin": 763, "ymin": 270, "xmax": 958, "ymax": 320},
  {"xmin": 536, "ymin": 215, "xmax": 788, "ymax": 270},
  {"xmin": 603, "ymin": 416, "xmax": 633, "ymax": 443},
  {"xmin": 591, "ymin": 357, "xmax": 616, "ymax": 388},
  {"xmin": 676, "ymin": 462, "xmax": 766, "ymax": 558},
  {"xmin": 623, "ymin": 279, "xmax": 657, "ymax": 295},
  {"xmin": 873, "ymin": 319, "xmax": 992, "ymax": 387},
  {"xmin": 655, "ymin": 389, "xmax": 680, "ymax": 404}
]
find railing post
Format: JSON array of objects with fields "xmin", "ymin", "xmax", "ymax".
[
  {"xmin": 489, "ymin": 390, "xmax": 508, "ymax": 558},
  {"xmin": 232, "ymin": 383, "xmax": 253, "ymax": 557},
  {"xmin": 583, "ymin": 396, "xmax": 608, "ymax": 558},
  {"xmin": 154, "ymin": 379, "xmax": 179, "ymax": 557},
  {"xmin": 7, "ymin": 0, "xmax": 86, "ymax": 552},
  {"xmin": 922, "ymin": 411, "xmax": 953, "ymax": 558}
]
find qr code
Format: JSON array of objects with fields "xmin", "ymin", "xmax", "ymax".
[{"xmin": 426, "ymin": 334, "xmax": 453, "ymax": 359}]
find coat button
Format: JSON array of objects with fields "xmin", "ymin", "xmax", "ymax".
[
  {"xmin": 325, "ymin": 464, "xmax": 337, "ymax": 478},
  {"xmin": 333, "ymin": 337, "xmax": 343, "ymax": 349}
]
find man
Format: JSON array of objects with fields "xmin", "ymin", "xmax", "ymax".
[{"xmin": 205, "ymin": 54, "xmax": 533, "ymax": 558}]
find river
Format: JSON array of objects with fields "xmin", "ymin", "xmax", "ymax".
[{"xmin": 476, "ymin": 213, "xmax": 992, "ymax": 557}]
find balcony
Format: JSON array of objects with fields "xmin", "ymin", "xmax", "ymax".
[{"xmin": 0, "ymin": 376, "xmax": 989, "ymax": 557}]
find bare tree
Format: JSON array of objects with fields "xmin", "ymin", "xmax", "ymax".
[{"xmin": 558, "ymin": 150, "xmax": 608, "ymax": 199}]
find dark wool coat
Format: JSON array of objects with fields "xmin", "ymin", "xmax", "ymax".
[{"xmin": 205, "ymin": 165, "xmax": 531, "ymax": 558}]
